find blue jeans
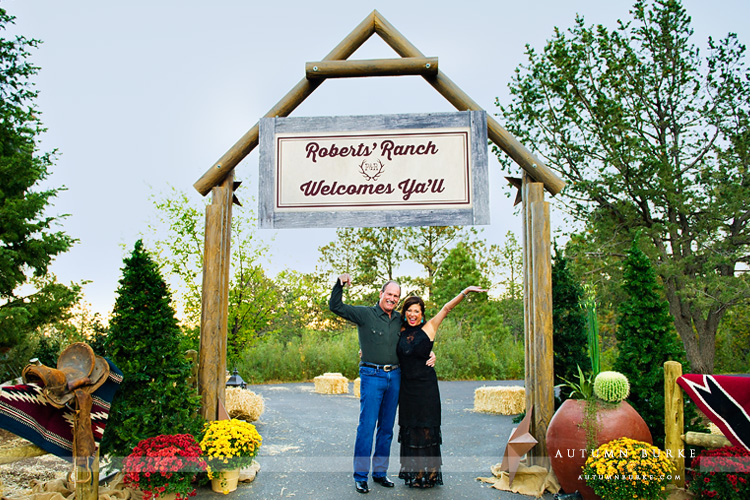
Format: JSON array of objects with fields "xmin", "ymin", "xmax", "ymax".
[{"xmin": 353, "ymin": 365, "xmax": 401, "ymax": 481}]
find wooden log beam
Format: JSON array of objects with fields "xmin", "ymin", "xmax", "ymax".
[
  {"xmin": 306, "ymin": 57, "xmax": 438, "ymax": 79},
  {"xmin": 199, "ymin": 172, "xmax": 234, "ymax": 420},
  {"xmin": 0, "ymin": 444, "xmax": 47, "ymax": 465},
  {"xmin": 193, "ymin": 11, "xmax": 378, "ymax": 196},
  {"xmin": 684, "ymin": 431, "xmax": 732, "ymax": 449},
  {"xmin": 664, "ymin": 361, "xmax": 685, "ymax": 487},
  {"xmin": 372, "ymin": 11, "xmax": 565, "ymax": 196}
]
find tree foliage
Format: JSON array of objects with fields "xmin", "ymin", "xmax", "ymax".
[
  {"xmin": 0, "ymin": 8, "xmax": 78, "ymax": 353},
  {"xmin": 496, "ymin": 0, "xmax": 750, "ymax": 373},
  {"xmin": 149, "ymin": 186, "xmax": 288, "ymax": 357},
  {"xmin": 101, "ymin": 240, "xmax": 202, "ymax": 460},
  {"xmin": 614, "ymin": 238, "xmax": 684, "ymax": 447}
]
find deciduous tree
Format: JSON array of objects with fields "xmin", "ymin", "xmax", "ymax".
[{"xmin": 496, "ymin": 0, "xmax": 750, "ymax": 373}]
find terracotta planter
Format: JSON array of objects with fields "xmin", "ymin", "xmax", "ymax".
[
  {"xmin": 211, "ymin": 468, "xmax": 240, "ymax": 493},
  {"xmin": 546, "ymin": 399, "xmax": 652, "ymax": 500}
]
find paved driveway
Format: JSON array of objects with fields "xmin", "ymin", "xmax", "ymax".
[{"xmin": 193, "ymin": 380, "xmax": 555, "ymax": 499}]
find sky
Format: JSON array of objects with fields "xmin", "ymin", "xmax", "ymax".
[{"xmin": 5, "ymin": 0, "xmax": 750, "ymax": 316}]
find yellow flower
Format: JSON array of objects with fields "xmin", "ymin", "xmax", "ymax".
[{"xmin": 199, "ymin": 419, "xmax": 263, "ymax": 470}]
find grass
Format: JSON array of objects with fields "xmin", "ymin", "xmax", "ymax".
[{"xmin": 235, "ymin": 319, "xmax": 524, "ymax": 383}]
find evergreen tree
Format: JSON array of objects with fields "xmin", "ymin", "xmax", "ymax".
[
  {"xmin": 614, "ymin": 238, "xmax": 683, "ymax": 447},
  {"xmin": 551, "ymin": 246, "xmax": 589, "ymax": 398},
  {"xmin": 0, "ymin": 8, "xmax": 78, "ymax": 353},
  {"xmin": 100, "ymin": 240, "xmax": 202, "ymax": 460}
]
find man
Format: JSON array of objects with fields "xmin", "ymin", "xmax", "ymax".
[{"xmin": 329, "ymin": 273, "xmax": 433, "ymax": 494}]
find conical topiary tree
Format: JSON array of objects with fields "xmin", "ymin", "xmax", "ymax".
[
  {"xmin": 100, "ymin": 240, "xmax": 202, "ymax": 461},
  {"xmin": 614, "ymin": 237, "xmax": 684, "ymax": 447},
  {"xmin": 552, "ymin": 246, "xmax": 589, "ymax": 400}
]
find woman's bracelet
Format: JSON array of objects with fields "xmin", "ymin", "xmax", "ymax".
[{"xmin": 461, "ymin": 291, "xmax": 467, "ymax": 297}]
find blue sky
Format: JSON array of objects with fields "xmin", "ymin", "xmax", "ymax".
[{"xmin": 6, "ymin": 0, "xmax": 750, "ymax": 315}]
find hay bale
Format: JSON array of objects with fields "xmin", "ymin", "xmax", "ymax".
[
  {"xmin": 474, "ymin": 386, "xmax": 525, "ymax": 415},
  {"xmin": 225, "ymin": 387, "xmax": 265, "ymax": 421},
  {"xmin": 314, "ymin": 373, "xmax": 349, "ymax": 394},
  {"xmin": 353, "ymin": 378, "xmax": 360, "ymax": 398}
]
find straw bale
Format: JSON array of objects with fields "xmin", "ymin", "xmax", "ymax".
[
  {"xmin": 474, "ymin": 385, "xmax": 525, "ymax": 415},
  {"xmin": 225, "ymin": 387, "xmax": 265, "ymax": 421},
  {"xmin": 313, "ymin": 373, "xmax": 349, "ymax": 394},
  {"xmin": 353, "ymin": 378, "xmax": 360, "ymax": 398}
]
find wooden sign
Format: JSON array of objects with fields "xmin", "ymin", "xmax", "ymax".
[{"xmin": 259, "ymin": 111, "xmax": 489, "ymax": 228}]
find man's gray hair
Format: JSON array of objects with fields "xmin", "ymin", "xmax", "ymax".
[{"xmin": 381, "ymin": 280, "xmax": 401, "ymax": 294}]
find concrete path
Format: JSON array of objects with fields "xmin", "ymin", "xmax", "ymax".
[{"xmin": 192, "ymin": 380, "xmax": 555, "ymax": 499}]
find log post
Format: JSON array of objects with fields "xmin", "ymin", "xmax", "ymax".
[
  {"xmin": 664, "ymin": 361, "xmax": 685, "ymax": 487},
  {"xmin": 75, "ymin": 448, "xmax": 99, "ymax": 500},
  {"xmin": 522, "ymin": 174, "xmax": 533, "ymax": 433},
  {"xmin": 199, "ymin": 171, "xmax": 234, "ymax": 421},
  {"xmin": 523, "ymin": 178, "xmax": 553, "ymax": 467}
]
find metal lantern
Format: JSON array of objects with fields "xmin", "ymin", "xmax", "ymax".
[{"xmin": 226, "ymin": 367, "xmax": 246, "ymax": 389}]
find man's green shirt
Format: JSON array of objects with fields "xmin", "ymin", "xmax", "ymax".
[{"xmin": 329, "ymin": 281, "xmax": 401, "ymax": 365}]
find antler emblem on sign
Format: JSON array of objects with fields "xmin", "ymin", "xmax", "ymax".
[{"xmin": 359, "ymin": 159, "xmax": 385, "ymax": 181}]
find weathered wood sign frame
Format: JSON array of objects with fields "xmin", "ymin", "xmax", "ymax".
[
  {"xmin": 193, "ymin": 9, "xmax": 564, "ymax": 467},
  {"xmin": 259, "ymin": 111, "xmax": 489, "ymax": 228}
]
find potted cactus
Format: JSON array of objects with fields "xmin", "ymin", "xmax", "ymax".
[{"xmin": 546, "ymin": 370, "xmax": 651, "ymax": 500}]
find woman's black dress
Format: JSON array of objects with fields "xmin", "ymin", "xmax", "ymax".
[{"xmin": 396, "ymin": 324, "xmax": 443, "ymax": 487}]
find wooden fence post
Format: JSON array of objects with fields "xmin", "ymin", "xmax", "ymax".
[{"xmin": 664, "ymin": 361, "xmax": 685, "ymax": 487}]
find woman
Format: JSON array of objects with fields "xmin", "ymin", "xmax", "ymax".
[{"xmin": 396, "ymin": 286, "xmax": 486, "ymax": 488}]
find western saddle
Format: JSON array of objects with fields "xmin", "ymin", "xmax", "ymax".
[{"xmin": 22, "ymin": 342, "xmax": 110, "ymax": 467}]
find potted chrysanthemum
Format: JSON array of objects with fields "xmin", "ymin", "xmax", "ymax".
[
  {"xmin": 122, "ymin": 434, "xmax": 207, "ymax": 500},
  {"xmin": 688, "ymin": 446, "xmax": 750, "ymax": 499},
  {"xmin": 199, "ymin": 419, "xmax": 262, "ymax": 493},
  {"xmin": 582, "ymin": 437, "xmax": 674, "ymax": 500}
]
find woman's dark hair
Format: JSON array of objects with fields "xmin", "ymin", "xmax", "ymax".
[{"xmin": 400, "ymin": 296, "xmax": 425, "ymax": 325}]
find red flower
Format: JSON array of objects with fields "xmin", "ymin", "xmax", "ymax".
[{"xmin": 123, "ymin": 434, "xmax": 207, "ymax": 499}]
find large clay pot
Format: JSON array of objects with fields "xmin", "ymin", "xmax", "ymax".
[{"xmin": 546, "ymin": 399, "xmax": 652, "ymax": 500}]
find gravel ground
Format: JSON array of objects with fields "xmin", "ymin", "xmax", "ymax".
[{"xmin": 0, "ymin": 430, "xmax": 71, "ymax": 497}]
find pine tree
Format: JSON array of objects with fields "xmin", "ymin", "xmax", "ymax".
[
  {"xmin": 614, "ymin": 238, "xmax": 684, "ymax": 447},
  {"xmin": 0, "ymin": 8, "xmax": 78, "ymax": 353},
  {"xmin": 551, "ymin": 246, "xmax": 589, "ymax": 398},
  {"xmin": 100, "ymin": 240, "xmax": 202, "ymax": 460}
]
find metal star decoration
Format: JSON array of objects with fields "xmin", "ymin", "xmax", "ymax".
[
  {"xmin": 499, "ymin": 404, "xmax": 538, "ymax": 486},
  {"xmin": 505, "ymin": 176, "xmax": 523, "ymax": 206}
]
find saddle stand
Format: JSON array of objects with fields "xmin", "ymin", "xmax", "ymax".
[{"xmin": 22, "ymin": 342, "xmax": 110, "ymax": 474}]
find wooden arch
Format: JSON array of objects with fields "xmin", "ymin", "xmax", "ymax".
[{"xmin": 194, "ymin": 9, "xmax": 564, "ymax": 466}]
